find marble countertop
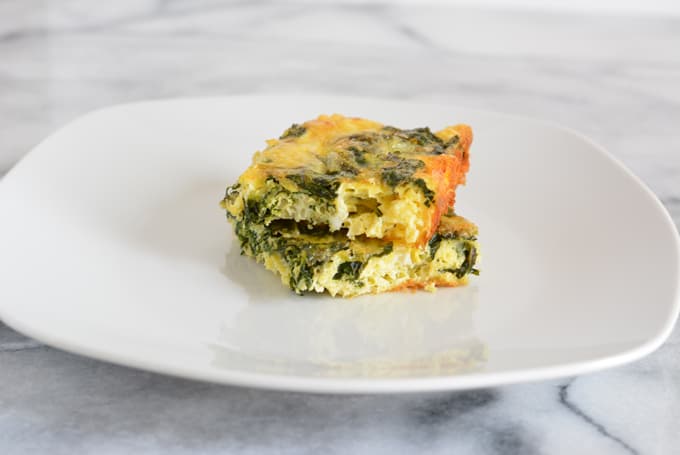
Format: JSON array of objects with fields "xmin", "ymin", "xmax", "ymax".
[{"xmin": 2, "ymin": 1, "xmax": 680, "ymax": 453}]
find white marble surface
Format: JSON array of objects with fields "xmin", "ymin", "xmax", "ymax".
[{"xmin": 1, "ymin": 1, "xmax": 680, "ymax": 454}]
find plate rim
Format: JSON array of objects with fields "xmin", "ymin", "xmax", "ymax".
[
  {"xmin": 1, "ymin": 94, "xmax": 679, "ymax": 394},
  {"xmin": 0, "ymin": 306, "xmax": 673, "ymax": 394}
]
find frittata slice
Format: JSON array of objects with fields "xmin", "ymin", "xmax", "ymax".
[
  {"xmin": 222, "ymin": 114, "xmax": 472, "ymax": 245},
  {"xmin": 230, "ymin": 212, "xmax": 479, "ymax": 297}
]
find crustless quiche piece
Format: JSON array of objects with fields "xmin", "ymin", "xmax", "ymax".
[
  {"xmin": 222, "ymin": 114, "xmax": 472, "ymax": 245},
  {"xmin": 230, "ymin": 211, "xmax": 479, "ymax": 297},
  {"xmin": 221, "ymin": 114, "xmax": 478, "ymax": 296}
]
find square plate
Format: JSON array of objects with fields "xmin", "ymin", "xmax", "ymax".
[{"xmin": 1, "ymin": 95, "xmax": 678, "ymax": 393}]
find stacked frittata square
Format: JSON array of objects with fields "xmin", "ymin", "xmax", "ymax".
[{"xmin": 221, "ymin": 114, "xmax": 478, "ymax": 297}]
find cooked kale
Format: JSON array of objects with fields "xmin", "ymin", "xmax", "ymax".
[
  {"xmin": 439, "ymin": 242, "xmax": 478, "ymax": 278},
  {"xmin": 234, "ymin": 213, "xmax": 478, "ymax": 294},
  {"xmin": 456, "ymin": 242, "xmax": 478, "ymax": 278},
  {"xmin": 428, "ymin": 233, "xmax": 443, "ymax": 259},
  {"xmin": 287, "ymin": 173, "xmax": 340, "ymax": 200},
  {"xmin": 347, "ymin": 146, "xmax": 368, "ymax": 166},
  {"xmin": 234, "ymin": 216, "xmax": 352, "ymax": 294},
  {"xmin": 382, "ymin": 126, "xmax": 446, "ymax": 154},
  {"xmin": 413, "ymin": 178, "xmax": 435, "ymax": 207},
  {"xmin": 445, "ymin": 135, "xmax": 460, "ymax": 147},
  {"xmin": 297, "ymin": 223, "xmax": 337, "ymax": 237},
  {"xmin": 327, "ymin": 162, "xmax": 359, "ymax": 177},
  {"xmin": 400, "ymin": 127, "xmax": 443, "ymax": 146},
  {"xmin": 286, "ymin": 239, "xmax": 350, "ymax": 293},
  {"xmin": 234, "ymin": 208, "xmax": 272, "ymax": 255},
  {"xmin": 280, "ymin": 124, "xmax": 306, "ymax": 139},
  {"xmin": 428, "ymin": 230, "xmax": 478, "ymax": 260},
  {"xmin": 221, "ymin": 183, "xmax": 241, "ymax": 207},
  {"xmin": 333, "ymin": 261, "xmax": 363, "ymax": 281},
  {"xmin": 225, "ymin": 183, "xmax": 240, "ymax": 197},
  {"xmin": 381, "ymin": 159, "xmax": 425, "ymax": 187},
  {"xmin": 237, "ymin": 189, "xmax": 277, "ymax": 229},
  {"xmin": 375, "ymin": 243, "xmax": 393, "ymax": 257},
  {"xmin": 281, "ymin": 244, "xmax": 315, "ymax": 290},
  {"xmin": 332, "ymin": 242, "xmax": 392, "ymax": 283}
]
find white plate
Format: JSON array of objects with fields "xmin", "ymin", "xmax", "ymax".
[{"xmin": 1, "ymin": 95, "xmax": 678, "ymax": 394}]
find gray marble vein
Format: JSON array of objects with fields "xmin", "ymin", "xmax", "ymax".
[
  {"xmin": 1, "ymin": 1, "xmax": 680, "ymax": 454},
  {"xmin": 558, "ymin": 379, "xmax": 638, "ymax": 455}
]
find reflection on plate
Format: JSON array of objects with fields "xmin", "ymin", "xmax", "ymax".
[{"xmin": 211, "ymin": 271, "xmax": 485, "ymax": 377}]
